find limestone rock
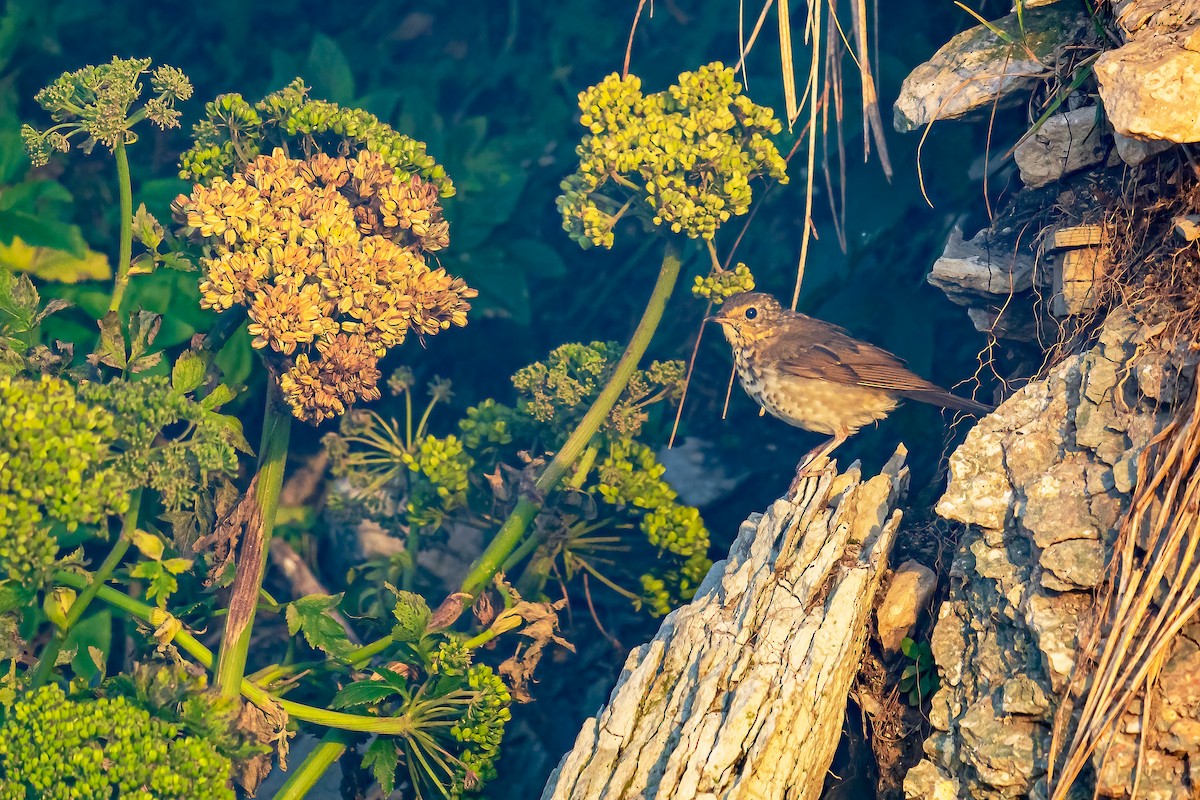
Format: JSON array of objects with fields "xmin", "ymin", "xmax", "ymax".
[
  {"xmin": 1096, "ymin": 24, "xmax": 1200, "ymax": 143},
  {"xmin": 903, "ymin": 760, "xmax": 959, "ymax": 800},
  {"xmin": 905, "ymin": 307, "xmax": 1200, "ymax": 799},
  {"xmin": 1039, "ymin": 538, "xmax": 1104, "ymax": 588},
  {"xmin": 1113, "ymin": 131, "xmax": 1173, "ymax": 166},
  {"xmin": 877, "ymin": 560, "xmax": 938, "ymax": 655},
  {"xmin": 543, "ymin": 453, "xmax": 909, "ymax": 800},
  {"xmin": 1014, "ymin": 107, "xmax": 1108, "ymax": 187},
  {"xmin": 893, "ymin": 6, "xmax": 1085, "ymax": 133}
]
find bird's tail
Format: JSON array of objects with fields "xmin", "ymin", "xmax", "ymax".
[{"xmin": 900, "ymin": 389, "xmax": 993, "ymax": 415}]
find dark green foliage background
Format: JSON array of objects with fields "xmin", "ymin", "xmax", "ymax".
[{"xmin": 3, "ymin": 0, "xmax": 1019, "ymax": 794}]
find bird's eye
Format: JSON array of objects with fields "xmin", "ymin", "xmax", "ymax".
[{"xmin": 745, "ymin": 307, "xmax": 758, "ymax": 320}]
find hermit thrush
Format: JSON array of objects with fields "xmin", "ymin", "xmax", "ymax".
[{"xmin": 711, "ymin": 292, "xmax": 991, "ymax": 474}]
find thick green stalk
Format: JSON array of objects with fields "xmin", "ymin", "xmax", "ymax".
[
  {"xmin": 459, "ymin": 241, "xmax": 682, "ymax": 598},
  {"xmin": 107, "ymin": 137, "xmax": 135, "ymax": 314},
  {"xmin": 29, "ymin": 489, "xmax": 142, "ymax": 688},
  {"xmin": 507, "ymin": 440, "xmax": 601, "ymax": 591},
  {"xmin": 214, "ymin": 380, "xmax": 293, "ymax": 699},
  {"xmin": 271, "ymin": 730, "xmax": 355, "ymax": 800}
]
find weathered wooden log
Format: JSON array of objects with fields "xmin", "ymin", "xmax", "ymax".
[{"xmin": 541, "ymin": 448, "xmax": 910, "ymax": 800}]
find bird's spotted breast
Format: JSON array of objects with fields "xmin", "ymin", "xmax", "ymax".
[{"xmin": 735, "ymin": 363, "xmax": 899, "ymax": 436}]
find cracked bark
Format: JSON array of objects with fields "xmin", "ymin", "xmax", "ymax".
[{"xmin": 541, "ymin": 449, "xmax": 909, "ymax": 800}]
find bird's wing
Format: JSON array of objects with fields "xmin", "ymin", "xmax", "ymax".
[{"xmin": 774, "ymin": 318, "xmax": 943, "ymax": 393}]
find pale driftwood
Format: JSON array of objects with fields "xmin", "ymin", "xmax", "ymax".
[{"xmin": 541, "ymin": 448, "xmax": 909, "ymax": 800}]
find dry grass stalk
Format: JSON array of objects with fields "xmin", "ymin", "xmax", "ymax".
[{"xmin": 1048, "ymin": 367, "xmax": 1200, "ymax": 799}]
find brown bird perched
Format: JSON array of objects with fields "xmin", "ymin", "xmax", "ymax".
[{"xmin": 711, "ymin": 291, "xmax": 991, "ymax": 475}]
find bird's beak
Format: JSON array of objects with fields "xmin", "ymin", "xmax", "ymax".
[{"xmin": 705, "ymin": 315, "xmax": 728, "ymax": 326}]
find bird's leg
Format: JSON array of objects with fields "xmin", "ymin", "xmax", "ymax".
[{"xmin": 788, "ymin": 430, "xmax": 849, "ymax": 492}]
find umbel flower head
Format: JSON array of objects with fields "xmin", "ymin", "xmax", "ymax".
[
  {"xmin": 173, "ymin": 148, "xmax": 474, "ymax": 423},
  {"xmin": 557, "ymin": 62, "xmax": 788, "ymax": 248},
  {"xmin": 21, "ymin": 56, "xmax": 192, "ymax": 166}
]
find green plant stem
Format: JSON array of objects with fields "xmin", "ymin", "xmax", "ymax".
[
  {"xmin": 459, "ymin": 240, "xmax": 682, "ymax": 599},
  {"xmin": 29, "ymin": 489, "xmax": 143, "ymax": 688},
  {"xmin": 214, "ymin": 380, "xmax": 293, "ymax": 700},
  {"xmin": 51, "ymin": 570, "xmax": 415, "ymax": 736},
  {"xmin": 346, "ymin": 633, "xmax": 394, "ymax": 666},
  {"xmin": 107, "ymin": 137, "xmax": 135, "ymax": 314},
  {"xmin": 271, "ymin": 729, "xmax": 356, "ymax": 800}
]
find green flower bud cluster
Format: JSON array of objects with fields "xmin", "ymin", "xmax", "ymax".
[
  {"xmin": 597, "ymin": 439, "xmax": 709, "ymax": 558},
  {"xmin": 22, "ymin": 57, "xmax": 192, "ymax": 167},
  {"xmin": 512, "ymin": 342, "xmax": 684, "ymax": 441},
  {"xmin": 0, "ymin": 375, "xmax": 128, "ymax": 585},
  {"xmin": 638, "ymin": 549, "xmax": 712, "ymax": 618},
  {"xmin": 179, "ymin": 79, "xmax": 453, "ymax": 196},
  {"xmin": 81, "ymin": 377, "xmax": 240, "ymax": 514},
  {"xmin": 641, "ymin": 503, "xmax": 706, "ymax": 558},
  {"xmin": 458, "ymin": 399, "xmax": 520, "ymax": 451},
  {"xmin": 593, "ymin": 437, "xmax": 712, "ymax": 616},
  {"xmin": 557, "ymin": 62, "xmax": 787, "ymax": 249},
  {"xmin": 638, "ymin": 574, "xmax": 673, "ymax": 618},
  {"xmin": 0, "ymin": 684, "xmax": 233, "ymax": 800},
  {"xmin": 693, "ymin": 262, "xmax": 755, "ymax": 303},
  {"xmin": 403, "ymin": 435, "xmax": 474, "ymax": 527},
  {"xmin": 178, "ymin": 93, "xmax": 264, "ymax": 185},
  {"xmin": 451, "ymin": 664, "xmax": 512, "ymax": 794},
  {"xmin": 387, "ymin": 366, "xmax": 416, "ymax": 395},
  {"xmin": 429, "ymin": 637, "xmax": 472, "ymax": 677},
  {"xmin": 596, "ymin": 440, "xmax": 668, "ymax": 509}
]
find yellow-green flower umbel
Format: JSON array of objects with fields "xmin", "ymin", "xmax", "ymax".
[{"xmin": 557, "ymin": 62, "xmax": 788, "ymax": 249}]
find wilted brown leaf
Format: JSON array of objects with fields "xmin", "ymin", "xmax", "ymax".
[
  {"xmin": 495, "ymin": 596, "xmax": 574, "ymax": 703},
  {"xmin": 194, "ymin": 476, "xmax": 256, "ymax": 587},
  {"xmin": 234, "ymin": 697, "xmax": 291, "ymax": 796}
]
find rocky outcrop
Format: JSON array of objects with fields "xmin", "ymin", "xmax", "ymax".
[
  {"xmin": 1013, "ymin": 107, "xmax": 1108, "ymax": 189},
  {"xmin": 542, "ymin": 453, "xmax": 908, "ymax": 800},
  {"xmin": 903, "ymin": 309, "xmax": 1200, "ymax": 800},
  {"xmin": 1095, "ymin": 1, "xmax": 1200, "ymax": 144},
  {"xmin": 893, "ymin": 5, "xmax": 1086, "ymax": 133}
]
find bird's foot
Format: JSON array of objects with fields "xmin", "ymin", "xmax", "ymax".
[{"xmin": 787, "ymin": 455, "xmax": 833, "ymax": 494}]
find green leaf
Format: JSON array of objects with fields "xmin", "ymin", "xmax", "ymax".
[
  {"xmin": 200, "ymin": 383, "xmax": 239, "ymax": 410},
  {"xmin": 130, "ymin": 561, "xmax": 179, "ymax": 606},
  {"xmin": 91, "ymin": 312, "xmax": 128, "ymax": 370},
  {"xmin": 285, "ymin": 593, "xmax": 355, "ymax": 661},
  {"xmin": 330, "ymin": 679, "xmax": 401, "ymax": 709},
  {"xmin": 0, "ymin": 270, "xmax": 38, "ymax": 333},
  {"xmin": 127, "ymin": 253, "xmax": 158, "ymax": 277},
  {"xmin": 305, "ymin": 34, "xmax": 355, "ymax": 104},
  {"xmin": 900, "ymin": 637, "xmax": 917, "ymax": 658},
  {"xmin": 126, "ymin": 311, "xmax": 163, "ymax": 373},
  {"xmin": 65, "ymin": 610, "xmax": 111, "ymax": 683},
  {"xmin": 162, "ymin": 557, "xmax": 194, "ymax": 575},
  {"xmin": 374, "ymin": 667, "xmax": 411, "ymax": 693},
  {"xmin": 129, "ymin": 528, "xmax": 165, "ymax": 561},
  {"xmin": 362, "ymin": 736, "xmax": 399, "ymax": 796},
  {"xmin": 209, "ymin": 411, "xmax": 255, "ymax": 454},
  {"xmin": 131, "ymin": 204, "xmax": 164, "ymax": 250},
  {"xmin": 901, "ymin": 664, "xmax": 918, "ymax": 680},
  {"xmin": 172, "ymin": 350, "xmax": 206, "ymax": 394}
]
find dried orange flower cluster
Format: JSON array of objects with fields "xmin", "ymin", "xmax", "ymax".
[{"xmin": 173, "ymin": 148, "xmax": 475, "ymax": 423}]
